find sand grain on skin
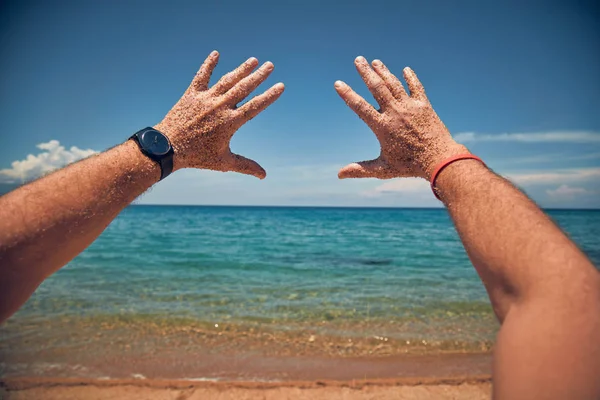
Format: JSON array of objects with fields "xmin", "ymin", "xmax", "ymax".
[
  {"xmin": 154, "ymin": 51, "xmax": 283, "ymax": 178},
  {"xmin": 336, "ymin": 57, "xmax": 474, "ymax": 182}
]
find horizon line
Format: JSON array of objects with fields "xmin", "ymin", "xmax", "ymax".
[{"xmin": 130, "ymin": 204, "xmax": 600, "ymax": 211}]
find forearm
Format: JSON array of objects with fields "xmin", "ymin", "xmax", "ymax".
[
  {"xmin": 0, "ymin": 140, "xmax": 159, "ymax": 322},
  {"xmin": 437, "ymin": 158, "xmax": 600, "ymax": 399},
  {"xmin": 335, "ymin": 56, "xmax": 600, "ymax": 398},
  {"xmin": 436, "ymin": 159, "xmax": 600, "ymax": 320}
]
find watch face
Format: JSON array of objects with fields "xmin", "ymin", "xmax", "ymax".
[{"xmin": 139, "ymin": 130, "xmax": 170, "ymax": 156}]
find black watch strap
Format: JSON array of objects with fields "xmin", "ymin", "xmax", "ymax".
[
  {"xmin": 130, "ymin": 127, "xmax": 174, "ymax": 181},
  {"xmin": 158, "ymin": 149, "xmax": 174, "ymax": 180}
]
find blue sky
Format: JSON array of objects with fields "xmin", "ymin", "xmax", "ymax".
[{"xmin": 0, "ymin": 0, "xmax": 598, "ymax": 207}]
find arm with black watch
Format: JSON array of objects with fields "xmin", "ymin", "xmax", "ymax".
[
  {"xmin": 0, "ymin": 51, "xmax": 285, "ymax": 323},
  {"xmin": 129, "ymin": 127, "xmax": 174, "ymax": 180}
]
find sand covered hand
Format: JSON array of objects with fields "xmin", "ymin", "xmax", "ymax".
[
  {"xmin": 155, "ymin": 51, "xmax": 285, "ymax": 179},
  {"xmin": 335, "ymin": 57, "xmax": 468, "ymax": 180}
]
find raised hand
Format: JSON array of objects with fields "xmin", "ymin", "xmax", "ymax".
[
  {"xmin": 155, "ymin": 51, "xmax": 284, "ymax": 179},
  {"xmin": 335, "ymin": 56, "xmax": 467, "ymax": 180}
]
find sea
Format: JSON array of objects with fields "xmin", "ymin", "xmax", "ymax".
[{"xmin": 1, "ymin": 206, "xmax": 598, "ymax": 380}]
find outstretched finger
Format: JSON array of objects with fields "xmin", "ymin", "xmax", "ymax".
[
  {"xmin": 403, "ymin": 67, "xmax": 428, "ymax": 101},
  {"xmin": 225, "ymin": 61, "xmax": 275, "ymax": 107},
  {"xmin": 212, "ymin": 57, "xmax": 259, "ymax": 95},
  {"xmin": 354, "ymin": 56, "xmax": 395, "ymax": 110},
  {"xmin": 191, "ymin": 50, "xmax": 220, "ymax": 91},
  {"xmin": 334, "ymin": 81, "xmax": 380, "ymax": 127},
  {"xmin": 228, "ymin": 152, "xmax": 266, "ymax": 179},
  {"xmin": 236, "ymin": 82, "xmax": 285, "ymax": 122},
  {"xmin": 371, "ymin": 60, "xmax": 407, "ymax": 100},
  {"xmin": 338, "ymin": 158, "xmax": 388, "ymax": 179}
]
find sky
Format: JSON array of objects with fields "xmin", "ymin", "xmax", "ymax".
[{"xmin": 0, "ymin": 0, "xmax": 599, "ymax": 208}]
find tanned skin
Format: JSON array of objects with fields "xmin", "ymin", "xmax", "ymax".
[
  {"xmin": 1, "ymin": 53, "xmax": 599, "ymax": 399},
  {"xmin": 335, "ymin": 56, "xmax": 600, "ymax": 400}
]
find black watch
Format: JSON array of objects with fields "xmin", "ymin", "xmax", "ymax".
[{"xmin": 129, "ymin": 127, "xmax": 174, "ymax": 180}]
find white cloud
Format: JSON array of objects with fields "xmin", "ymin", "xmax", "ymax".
[
  {"xmin": 506, "ymin": 167, "xmax": 600, "ymax": 185},
  {"xmin": 339, "ymin": 167, "xmax": 600, "ymax": 206},
  {"xmin": 361, "ymin": 178, "xmax": 430, "ymax": 198},
  {"xmin": 373, "ymin": 178, "xmax": 429, "ymax": 194},
  {"xmin": 546, "ymin": 185, "xmax": 591, "ymax": 200},
  {"xmin": 496, "ymin": 152, "xmax": 600, "ymax": 165},
  {"xmin": 455, "ymin": 130, "xmax": 600, "ymax": 143},
  {"xmin": 271, "ymin": 164, "xmax": 341, "ymax": 181},
  {"xmin": 0, "ymin": 140, "xmax": 97, "ymax": 183},
  {"xmin": 356, "ymin": 168, "xmax": 600, "ymax": 207}
]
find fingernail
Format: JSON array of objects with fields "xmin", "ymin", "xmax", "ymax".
[
  {"xmin": 372, "ymin": 59, "xmax": 382, "ymax": 66},
  {"xmin": 263, "ymin": 61, "xmax": 274, "ymax": 69},
  {"xmin": 334, "ymin": 80, "xmax": 344, "ymax": 88},
  {"xmin": 248, "ymin": 57, "xmax": 258, "ymax": 64},
  {"xmin": 355, "ymin": 56, "xmax": 366, "ymax": 63},
  {"xmin": 210, "ymin": 50, "xmax": 218, "ymax": 57},
  {"xmin": 274, "ymin": 82, "xmax": 285, "ymax": 90}
]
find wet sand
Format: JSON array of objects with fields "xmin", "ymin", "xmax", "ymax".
[
  {"xmin": 1, "ymin": 376, "xmax": 492, "ymax": 400},
  {"xmin": 1, "ymin": 317, "xmax": 493, "ymax": 398},
  {"xmin": 1, "ymin": 312, "xmax": 494, "ymax": 398},
  {"xmin": 1, "ymin": 336, "xmax": 491, "ymax": 379},
  {"xmin": 1, "ymin": 351, "xmax": 492, "ymax": 399}
]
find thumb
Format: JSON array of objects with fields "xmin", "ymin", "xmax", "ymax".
[
  {"xmin": 229, "ymin": 153, "xmax": 266, "ymax": 179},
  {"xmin": 338, "ymin": 158, "xmax": 387, "ymax": 179}
]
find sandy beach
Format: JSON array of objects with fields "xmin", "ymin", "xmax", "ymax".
[
  {"xmin": 1, "ymin": 350, "xmax": 493, "ymax": 399},
  {"xmin": 1, "ymin": 376, "xmax": 492, "ymax": 400}
]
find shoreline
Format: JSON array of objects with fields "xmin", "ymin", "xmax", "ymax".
[
  {"xmin": 1, "ymin": 351, "xmax": 492, "ymax": 384},
  {"xmin": 0, "ymin": 314, "xmax": 496, "ymax": 361},
  {"xmin": 1, "ymin": 375, "xmax": 492, "ymax": 400},
  {"xmin": 2, "ymin": 316, "xmax": 494, "ymax": 384},
  {"xmin": 1, "ymin": 375, "xmax": 492, "ymax": 390}
]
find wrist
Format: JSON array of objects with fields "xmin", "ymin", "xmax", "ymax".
[
  {"xmin": 421, "ymin": 141, "xmax": 470, "ymax": 181},
  {"xmin": 153, "ymin": 122, "xmax": 185, "ymax": 172},
  {"xmin": 120, "ymin": 140, "xmax": 162, "ymax": 183},
  {"xmin": 434, "ymin": 155, "xmax": 489, "ymax": 203}
]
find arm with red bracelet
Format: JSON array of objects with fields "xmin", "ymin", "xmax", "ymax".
[{"xmin": 334, "ymin": 56, "xmax": 600, "ymax": 400}]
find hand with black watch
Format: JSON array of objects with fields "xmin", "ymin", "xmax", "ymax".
[{"xmin": 130, "ymin": 50, "xmax": 285, "ymax": 180}]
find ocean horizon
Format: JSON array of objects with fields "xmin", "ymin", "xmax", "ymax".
[{"xmin": 135, "ymin": 204, "xmax": 600, "ymax": 210}]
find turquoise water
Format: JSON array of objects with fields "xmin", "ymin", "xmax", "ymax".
[
  {"xmin": 17, "ymin": 206, "xmax": 497, "ymax": 321},
  {"xmin": 1, "ymin": 206, "xmax": 599, "ymax": 374}
]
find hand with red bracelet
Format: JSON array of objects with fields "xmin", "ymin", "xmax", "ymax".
[{"xmin": 334, "ymin": 56, "xmax": 475, "ymax": 182}]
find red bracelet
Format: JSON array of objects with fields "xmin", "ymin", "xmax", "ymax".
[{"xmin": 430, "ymin": 154, "xmax": 485, "ymax": 200}]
